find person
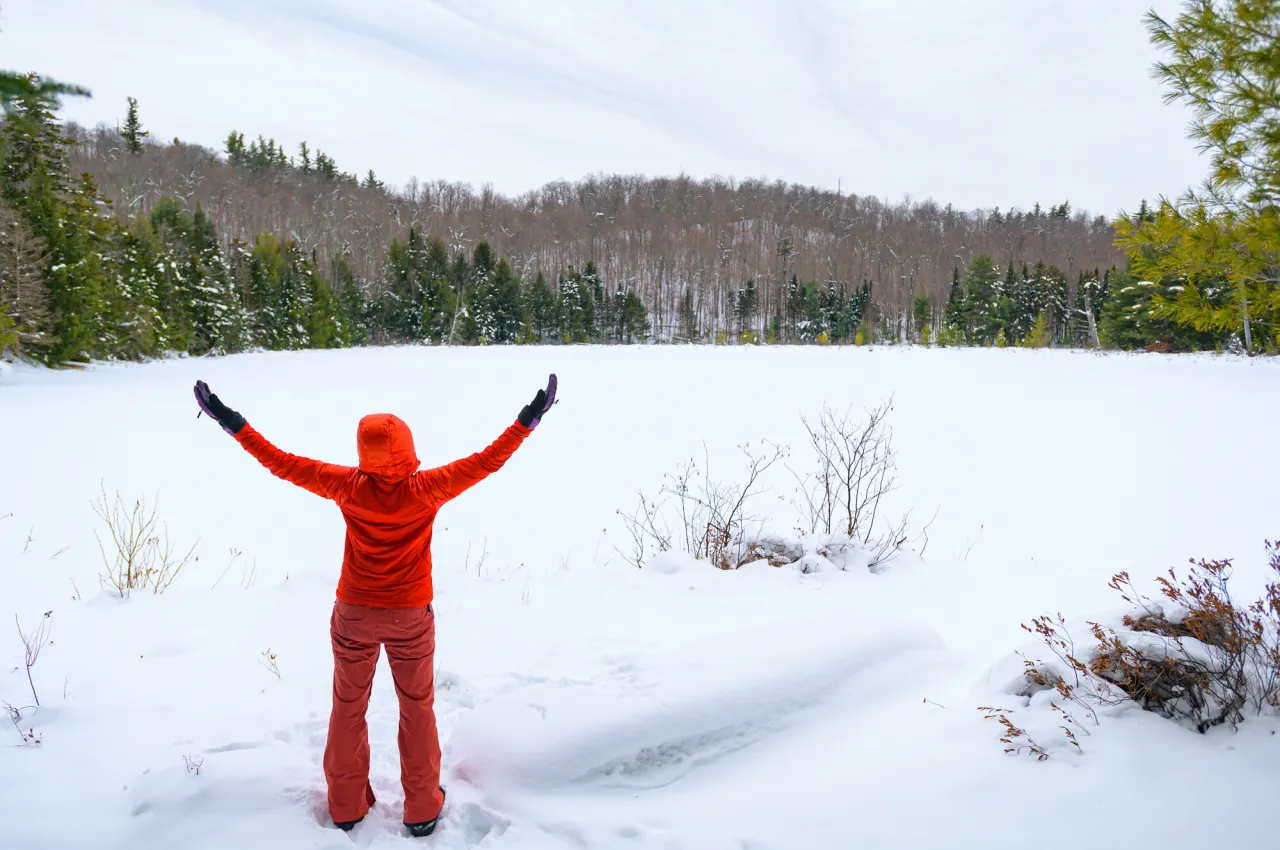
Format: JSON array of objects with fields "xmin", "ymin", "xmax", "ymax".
[{"xmin": 192, "ymin": 374, "xmax": 557, "ymax": 837}]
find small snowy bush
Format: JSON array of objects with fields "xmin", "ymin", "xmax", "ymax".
[{"xmin": 986, "ymin": 541, "xmax": 1280, "ymax": 758}]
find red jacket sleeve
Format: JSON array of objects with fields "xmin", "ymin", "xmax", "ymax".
[
  {"xmin": 413, "ymin": 421, "xmax": 531, "ymax": 505},
  {"xmin": 234, "ymin": 424, "xmax": 355, "ymax": 503}
]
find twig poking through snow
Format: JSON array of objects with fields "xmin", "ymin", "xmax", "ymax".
[
  {"xmin": 15, "ymin": 612, "xmax": 52, "ymax": 706},
  {"xmin": 962, "ymin": 525, "xmax": 984, "ymax": 561}
]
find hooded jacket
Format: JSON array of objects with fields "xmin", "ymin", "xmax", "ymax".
[{"xmin": 234, "ymin": 414, "xmax": 530, "ymax": 608}]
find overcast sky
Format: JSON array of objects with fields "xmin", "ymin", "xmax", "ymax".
[{"xmin": 6, "ymin": 0, "xmax": 1201, "ymax": 218}]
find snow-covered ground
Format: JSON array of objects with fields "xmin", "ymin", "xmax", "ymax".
[{"xmin": 2, "ymin": 346, "xmax": 1277, "ymax": 850}]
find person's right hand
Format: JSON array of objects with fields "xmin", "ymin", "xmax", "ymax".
[
  {"xmin": 517, "ymin": 374, "xmax": 557, "ymax": 429},
  {"xmin": 194, "ymin": 380, "xmax": 247, "ymax": 435}
]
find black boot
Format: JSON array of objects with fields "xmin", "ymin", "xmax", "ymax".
[
  {"xmin": 405, "ymin": 786, "xmax": 446, "ymax": 838},
  {"xmin": 334, "ymin": 816, "xmax": 363, "ymax": 832}
]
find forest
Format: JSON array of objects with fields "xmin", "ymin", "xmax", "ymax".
[{"xmin": 1, "ymin": 0, "xmax": 1276, "ymax": 363}]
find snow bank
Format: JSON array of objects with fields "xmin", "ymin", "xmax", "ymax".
[
  {"xmin": 448, "ymin": 611, "xmax": 942, "ymax": 790},
  {"xmin": 3, "ymin": 346, "xmax": 1278, "ymax": 849}
]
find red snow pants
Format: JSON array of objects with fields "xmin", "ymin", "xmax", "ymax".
[{"xmin": 323, "ymin": 601, "xmax": 445, "ymax": 825}]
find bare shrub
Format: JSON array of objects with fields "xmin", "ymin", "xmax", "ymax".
[
  {"xmin": 183, "ymin": 754, "xmax": 204, "ymax": 775},
  {"xmin": 791, "ymin": 398, "xmax": 911, "ymax": 569},
  {"xmin": 617, "ymin": 442, "xmax": 788, "ymax": 569},
  {"xmin": 92, "ymin": 484, "xmax": 197, "ymax": 597}
]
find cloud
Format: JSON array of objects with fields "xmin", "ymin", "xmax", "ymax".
[{"xmin": 4, "ymin": 0, "xmax": 1204, "ymax": 216}]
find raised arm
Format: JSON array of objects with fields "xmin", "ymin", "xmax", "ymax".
[
  {"xmin": 194, "ymin": 380, "xmax": 354, "ymax": 502},
  {"xmin": 414, "ymin": 421, "xmax": 530, "ymax": 503},
  {"xmin": 414, "ymin": 374, "xmax": 558, "ymax": 504}
]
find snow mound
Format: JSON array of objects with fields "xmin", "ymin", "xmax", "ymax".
[{"xmin": 448, "ymin": 611, "xmax": 943, "ymax": 791}]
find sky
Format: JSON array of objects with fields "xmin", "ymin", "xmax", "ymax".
[{"xmin": 5, "ymin": 0, "xmax": 1203, "ymax": 218}]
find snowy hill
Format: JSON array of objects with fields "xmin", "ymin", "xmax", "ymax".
[{"xmin": 2, "ymin": 346, "xmax": 1277, "ymax": 849}]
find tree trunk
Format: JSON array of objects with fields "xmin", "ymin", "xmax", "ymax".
[{"xmin": 1240, "ymin": 287, "xmax": 1253, "ymax": 355}]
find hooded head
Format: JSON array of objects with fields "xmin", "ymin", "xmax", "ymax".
[{"xmin": 356, "ymin": 413, "xmax": 421, "ymax": 481}]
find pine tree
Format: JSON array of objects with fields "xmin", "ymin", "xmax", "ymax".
[
  {"xmin": 314, "ymin": 151, "xmax": 338, "ymax": 180},
  {"xmin": 302, "ymin": 253, "xmax": 344, "ymax": 349},
  {"xmin": 557, "ymin": 267, "xmax": 596, "ymax": 342},
  {"xmin": 446, "ymin": 251, "xmax": 474, "ymax": 343},
  {"xmin": 912, "ymin": 294, "xmax": 931, "ymax": 342},
  {"xmin": 620, "ymin": 289, "xmax": 649, "ymax": 343},
  {"xmin": 523, "ymin": 271, "xmax": 557, "ymax": 342},
  {"xmin": 224, "ymin": 131, "xmax": 247, "ymax": 166},
  {"xmin": 298, "ymin": 142, "xmax": 312, "ymax": 174},
  {"xmin": 121, "ymin": 97, "xmax": 147, "ymax": 154},
  {"xmin": 0, "ymin": 197, "xmax": 50, "ymax": 356},
  {"xmin": 0, "ymin": 72, "xmax": 89, "ymax": 111},
  {"xmin": 819, "ymin": 281, "xmax": 846, "ymax": 342},
  {"xmin": 418, "ymin": 236, "xmax": 453, "ymax": 342},
  {"xmin": 1, "ymin": 88, "xmax": 115, "ymax": 362},
  {"xmin": 677, "ymin": 288, "xmax": 698, "ymax": 342},
  {"xmin": 735, "ymin": 279, "xmax": 758, "ymax": 338},
  {"xmin": 1114, "ymin": 2, "xmax": 1280, "ymax": 353},
  {"xmin": 962, "ymin": 254, "xmax": 1000, "ymax": 345},
  {"xmin": 473, "ymin": 257, "xmax": 523, "ymax": 343},
  {"xmin": 944, "ymin": 265, "xmax": 966, "ymax": 339},
  {"xmin": 331, "ymin": 256, "xmax": 368, "ymax": 346}
]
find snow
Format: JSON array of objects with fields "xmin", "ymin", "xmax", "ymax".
[{"xmin": 2, "ymin": 346, "xmax": 1278, "ymax": 849}]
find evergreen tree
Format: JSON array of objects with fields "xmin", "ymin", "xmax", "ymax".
[
  {"xmin": 944, "ymin": 265, "xmax": 966, "ymax": 338},
  {"xmin": 1, "ymin": 87, "xmax": 115, "ymax": 362},
  {"xmin": 962, "ymin": 254, "xmax": 1000, "ymax": 344},
  {"xmin": 298, "ymin": 142, "xmax": 312, "ymax": 174},
  {"xmin": 121, "ymin": 97, "xmax": 147, "ymax": 154},
  {"xmin": 677, "ymin": 288, "xmax": 698, "ymax": 342},
  {"xmin": 473, "ymin": 257, "xmax": 523, "ymax": 343},
  {"xmin": 0, "ymin": 72, "xmax": 89, "ymax": 112},
  {"xmin": 314, "ymin": 151, "xmax": 338, "ymax": 180},
  {"xmin": 224, "ymin": 131, "xmax": 247, "ymax": 166},
  {"xmin": 418, "ymin": 236, "xmax": 453, "ymax": 342},
  {"xmin": 912, "ymin": 294, "xmax": 931, "ymax": 342},
  {"xmin": 557, "ymin": 267, "xmax": 596, "ymax": 342},
  {"xmin": 784, "ymin": 273, "xmax": 804, "ymax": 340},
  {"xmin": 1099, "ymin": 264, "xmax": 1227, "ymax": 351},
  {"xmin": 735, "ymin": 279, "xmax": 758, "ymax": 338},
  {"xmin": 0, "ymin": 197, "xmax": 50, "ymax": 357},
  {"xmin": 523, "ymin": 271, "xmax": 558, "ymax": 342},
  {"xmin": 302, "ymin": 252, "xmax": 345, "ymax": 349},
  {"xmin": 247, "ymin": 234, "xmax": 314, "ymax": 350},
  {"xmin": 820, "ymin": 281, "xmax": 846, "ymax": 341},
  {"xmin": 1114, "ymin": 1, "xmax": 1280, "ymax": 353},
  {"xmin": 147, "ymin": 198, "xmax": 244, "ymax": 353},
  {"xmin": 620, "ymin": 289, "xmax": 649, "ymax": 343},
  {"xmin": 446, "ymin": 251, "xmax": 474, "ymax": 343},
  {"xmin": 330, "ymin": 256, "xmax": 368, "ymax": 346}
]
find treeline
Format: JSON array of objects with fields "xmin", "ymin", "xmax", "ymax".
[{"xmin": 0, "ymin": 77, "xmax": 1256, "ymax": 363}]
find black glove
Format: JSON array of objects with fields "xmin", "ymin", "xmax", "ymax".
[
  {"xmin": 193, "ymin": 380, "xmax": 247, "ymax": 435},
  {"xmin": 517, "ymin": 374, "xmax": 557, "ymax": 429}
]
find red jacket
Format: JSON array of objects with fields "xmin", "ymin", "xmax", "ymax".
[{"xmin": 235, "ymin": 414, "xmax": 530, "ymax": 608}]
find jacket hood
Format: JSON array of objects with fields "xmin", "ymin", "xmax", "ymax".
[{"xmin": 356, "ymin": 413, "xmax": 421, "ymax": 481}]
